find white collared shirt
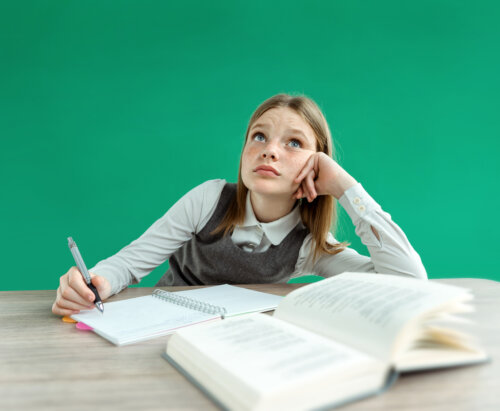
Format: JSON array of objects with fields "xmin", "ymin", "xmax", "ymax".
[
  {"xmin": 90, "ymin": 179, "xmax": 427, "ymax": 295},
  {"xmin": 231, "ymin": 192, "xmax": 303, "ymax": 252}
]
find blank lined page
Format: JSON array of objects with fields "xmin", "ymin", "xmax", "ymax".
[
  {"xmin": 71, "ymin": 295, "xmax": 219, "ymax": 345},
  {"xmin": 173, "ymin": 284, "xmax": 283, "ymax": 316}
]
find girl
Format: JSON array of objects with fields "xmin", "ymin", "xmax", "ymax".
[{"xmin": 52, "ymin": 93, "xmax": 426, "ymax": 316}]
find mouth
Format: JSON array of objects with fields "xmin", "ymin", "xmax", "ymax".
[{"xmin": 253, "ymin": 165, "xmax": 280, "ymax": 176}]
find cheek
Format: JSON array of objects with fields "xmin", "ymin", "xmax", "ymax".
[
  {"xmin": 289, "ymin": 154, "xmax": 310, "ymax": 174},
  {"xmin": 240, "ymin": 147, "xmax": 254, "ymax": 177},
  {"xmin": 241, "ymin": 145, "xmax": 258, "ymax": 167},
  {"xmin": 241, "ymin": 148, "xmax": 250, "ymax": 170},
  {"xmin": 240, "ymin": 150, "xmax": 253, "ymax": 188}
]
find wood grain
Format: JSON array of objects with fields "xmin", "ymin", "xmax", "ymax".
[{"xmin": 0, "ymin": 280, "xmax": 498, "ymax": 411}]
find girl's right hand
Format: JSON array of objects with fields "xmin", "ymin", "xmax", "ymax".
[{"xmin": 52, "ymin": 266, "xmax": 111, "ymax": 316}]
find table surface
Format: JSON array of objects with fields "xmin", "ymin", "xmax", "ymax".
[{"xmin": 1, "ymin": 279, "xmax": 499, "ymax": 411}]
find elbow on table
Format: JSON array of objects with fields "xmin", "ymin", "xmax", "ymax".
[
  {"xmin": 408, "ymin": 251, "xmax": 428, "ymax": 280},
  {"xmin": 405, "ymin": 263, "xmax": 428, "ymax": 280},
  {"xmin": 380, "ymin": 256, "xmax": 428, "ymax": 281}
]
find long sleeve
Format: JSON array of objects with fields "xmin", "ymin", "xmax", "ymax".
[
  {"xmin": 89, "ymin": 179, "xmax": 226, "ymax": 295},
  {"xmin": 294, "ymin": 183, "xmax": 427, "ymax": 280}
]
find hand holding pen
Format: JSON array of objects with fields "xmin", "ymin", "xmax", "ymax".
[
  {"xmin": 67, "ymin": 237, "xmax": 104, "ymax": 313},
  {"xmin": 52, "ymin": 238, "xmax": 111, "ymax": 316}
]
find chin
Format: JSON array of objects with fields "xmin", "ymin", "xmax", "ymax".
[{"xmin": 244, "ymin": 176, "xmax": 292, "ymax": 197}]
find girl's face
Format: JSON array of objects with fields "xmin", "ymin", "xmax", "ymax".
[{"xmin": 241, "ymin": 107, "xmax": 318, "ymax": 199}]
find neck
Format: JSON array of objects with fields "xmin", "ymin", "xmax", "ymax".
[{"xmin": 249, "ymin": 191, "xmax": 297, "ymax": 223}]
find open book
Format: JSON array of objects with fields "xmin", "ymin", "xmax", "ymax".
[
  {"xmin": 71, "ymin": 284, "xmax": 282, "ymax": 345},
  {"xmin": 164, "ymin": 273, "xmax": 489, "ymax": 411}
]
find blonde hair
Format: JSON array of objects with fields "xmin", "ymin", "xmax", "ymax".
[{"xmin": 213, "ymin": 93, "xmax": 349, "ymax": 262}]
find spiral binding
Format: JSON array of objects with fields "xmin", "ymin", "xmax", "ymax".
[{"xmin": 152, "ymin": 289, "xmax": 227, "ymax": 318}]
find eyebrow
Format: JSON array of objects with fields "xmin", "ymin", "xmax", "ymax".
[{"xmin": 251, "ymin": 123, "xmax": 307, "ymax": 138}]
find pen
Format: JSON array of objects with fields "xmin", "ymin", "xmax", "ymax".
[{"xmin": 67, "ymin": 237, "xmax": 104, "ymax": 314}]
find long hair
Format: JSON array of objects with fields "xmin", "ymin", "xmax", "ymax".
[{"xmin": 213, "ymin": 93, "xmax": 349, "ymax": 262}]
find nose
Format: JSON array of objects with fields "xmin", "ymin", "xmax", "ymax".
[{"xmin": 261, "ymin": 143, "xmax": 279, "ymax": 161}]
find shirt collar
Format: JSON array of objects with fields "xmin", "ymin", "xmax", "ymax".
[{"xmin": 241, "ymin": 191, "xmax": 303, "ymax": 245}]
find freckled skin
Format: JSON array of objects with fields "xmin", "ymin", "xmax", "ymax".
[{"xmin": 241, "ymin": 107, "xmax": 317, "ymax": 201}]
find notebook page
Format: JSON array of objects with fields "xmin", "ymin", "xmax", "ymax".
[
  {"xmin": 173, "ymin": 284, "xmax": 283, "ymax": 316},
  {"xmin": 71, "ymin": 295, "xmax": 219, "ymax": 344}
]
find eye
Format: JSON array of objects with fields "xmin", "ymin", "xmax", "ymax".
[
  {"xmin": 288, "ymin": 139, "xmax": 302, "ymax": 148},
  {"xmin": 252, "ymin": 132, "xmax": 266, "ymax": 142}
]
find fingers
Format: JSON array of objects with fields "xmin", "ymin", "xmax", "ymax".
[
  {"xmin": 68, "ymin": 268, "xmax": 95, "ymax": 302},
  {"xmin": 294, "ymin": 155, "xmax": 315, "ymax": 184},
  {"xmin": 304, "ymin": 170, "xmax": 317, "ymax": 202},
  {"xmin": 58, "ymin": 283, "xmax": 94, "ymax": 309},
  {"xmin": 55, "ymin": 291, "xmax": 93, "ymax": 312},
  {"xmin": 52, "ymin": 301, "xmax": 80, "ymax": 317},
  {"xmin": 90, "ymin": 273, "xmax": 112, "ymax": 300},
  {"xmin": 293, "ymin": 176, "xmax": 317, "ymax": 202},
  {"xmin": 294, "ymin": 155, "xmax": 319, "ymax": 202},
  {"xmin": 293, "ymin": 186, "xmax": 303, "ymax": 200},
  {"xmin": 52, "ymin": 267, "xmax": 96, "ymax": 317}
]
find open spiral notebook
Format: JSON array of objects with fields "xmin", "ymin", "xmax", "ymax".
[{"xmin": 71, "ymin": 284, "xmax": 283, "ymax": 346}]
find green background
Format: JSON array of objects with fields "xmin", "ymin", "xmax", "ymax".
[{"xmin": 1, "ymin": 1, "xmax": 499, "ymax": 291}]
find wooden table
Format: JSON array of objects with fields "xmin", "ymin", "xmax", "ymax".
[{"xmin": 1, "ymin": 279, "xmax": 498, "ymax": 410}]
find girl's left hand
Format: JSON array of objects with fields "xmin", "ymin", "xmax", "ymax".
[{"xmin": 293, "ymin": 152, "xmax": 358, "ymax": 201}]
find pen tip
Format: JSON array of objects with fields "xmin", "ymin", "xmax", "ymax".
[{"xmin": 96, "ymin": 301, "xmax": 104, "ymax": 314}]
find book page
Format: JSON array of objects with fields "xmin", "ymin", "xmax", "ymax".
[
  {"xmin": 274, "ymin": 273, "xmax": 472, "ymax": 361},
  {"xmin": 168, "ymin": 313, "xmax": 384, "ymax": 397}
]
